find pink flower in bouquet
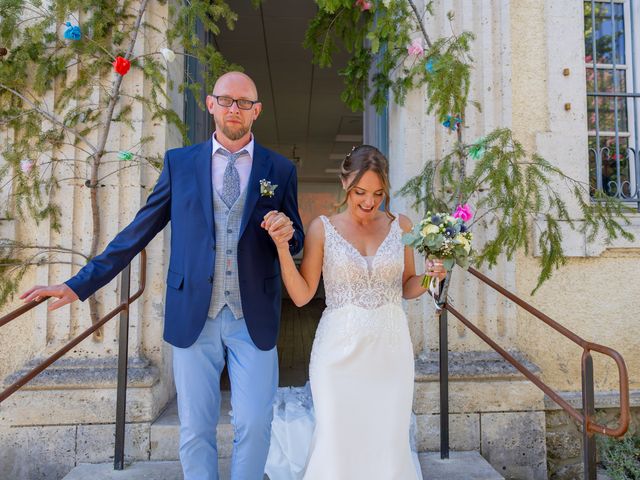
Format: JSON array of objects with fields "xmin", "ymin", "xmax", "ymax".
[
  {"xmin": 407, "ymin": 38, "xmax": 424, "ymax": 57},
  {"xmin": 453, "ymin": 204, "xmax": 473, "ymax": 222},
  {"xmin": 355, "ymin": 0, "xmax": 372, "ymax": 11}
]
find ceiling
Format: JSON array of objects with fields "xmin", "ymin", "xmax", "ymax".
[{"xmin": 213, "ymin": 0, "xmax": 363, "ymax": 180}]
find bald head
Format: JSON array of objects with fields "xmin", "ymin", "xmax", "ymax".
[{"xmin": 212, "ymin": 71, "xmax": 258, "ymax": 100}]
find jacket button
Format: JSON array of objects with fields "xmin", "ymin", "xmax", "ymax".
[{"xmin": 208, "ymin": 276, "xmax": 213, "ymax": 283}]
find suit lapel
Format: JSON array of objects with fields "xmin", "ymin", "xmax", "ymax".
[
  {"xmin": 195, "ymin": 139, "xmax": 215, "ymax": 241},
  {"xmin": 240, "ymin": 142, "xmax": 273, "ymax": 240}
]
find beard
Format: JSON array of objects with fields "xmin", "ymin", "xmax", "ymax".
[{"xmin": 216, "ymin": 118, "xmax": 251, "ymax": 141}]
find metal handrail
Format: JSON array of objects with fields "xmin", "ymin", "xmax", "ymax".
[
  {"xmin": 0, "ymin": 250, "xmax": 146, "ymax": 470},
  {"xmin": 436, "ymin": 266, "xmax": 631, "ymax": 480},
  {"xmin": 466, "ymin": 266, "xmax": 630, "ymax": 437}
]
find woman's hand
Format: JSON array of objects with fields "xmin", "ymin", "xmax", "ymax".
[
  {"xmin": 426, "ymin": 258, "xmax": 447, "ymax": 281},
  {"xmin": 262, "ymin": 210, "xmax": 294, "ymax": 250}
]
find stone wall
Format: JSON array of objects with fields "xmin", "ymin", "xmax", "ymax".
[{"xmin": 546, "ymin": 399, "xmax": 640, "ymax": 479}]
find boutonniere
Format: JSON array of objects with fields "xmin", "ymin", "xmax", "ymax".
[{"xmin": 259, "ymin": 178, "xmax": 278, "ymax": 197}]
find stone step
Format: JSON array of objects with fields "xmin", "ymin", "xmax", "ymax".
[{"xmin": 63, "ymin": 451, "xmax": 504, "ymax": 479}]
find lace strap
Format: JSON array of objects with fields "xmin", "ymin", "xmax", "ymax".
[{"xmin": 318, "ymin": 215, "xmax": 334, "ymax": 247}]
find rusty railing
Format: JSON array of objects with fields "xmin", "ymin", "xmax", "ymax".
[
  {"xmin": 0, "ymin": 250, "xmax": 147, "ymax": 470},
  {"xmin": 436, "ymin": 266, "xmax": 630, "ymax": 480}
]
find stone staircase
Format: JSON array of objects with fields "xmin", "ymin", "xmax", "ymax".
[
  {"xmin": 64, "ymin": 452, "xmax": 504, "ymax": 479},
  {"xmin": 63, "ymin": 391, "xmax": 504, "ymax": 479}
]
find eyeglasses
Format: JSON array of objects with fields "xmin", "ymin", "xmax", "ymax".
[{"xmin": 212, "ymin": 95, "xmax": 260, "ymax": 110}]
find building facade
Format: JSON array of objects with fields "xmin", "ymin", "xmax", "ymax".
[{"xmin": 0, "ymin": 1, "xmax": 638, "ymax": 479}]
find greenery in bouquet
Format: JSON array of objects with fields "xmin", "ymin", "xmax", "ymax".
[{"xmin": 403, "ymin": 204, "xmax": 475, "ymax": 288}]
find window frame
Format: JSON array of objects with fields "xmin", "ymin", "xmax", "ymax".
[{"xmin": 585, "ymin": 0, "xmax": 640, "ymax": 207}]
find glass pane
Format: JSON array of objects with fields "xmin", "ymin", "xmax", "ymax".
[
  {"xmin": 589, "ymin": 136, "xmax": 631, "ymax": 197},
  {"xmin": 586, "ymin": 67, "xmax": 627, "ymax": 93},
  {"xmin": 584, "ymin": 1, "xmax": 625, "ymax": 65},
  {"xmin": 586, "ymin": 69, "xmax": 629, "ymax": 131}
]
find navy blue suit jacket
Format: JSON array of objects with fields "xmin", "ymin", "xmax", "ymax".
[{"xmin": 66, "ymin": 140, "xmax": 305, "ymax": 350}]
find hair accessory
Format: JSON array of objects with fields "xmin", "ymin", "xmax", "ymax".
[{"xmin": 345, "ymin": 145, "xmax": 359, "ymax": 160}]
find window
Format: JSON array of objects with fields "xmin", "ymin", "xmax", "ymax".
[{"xmin": 584, "ymin": 0, "xmax": 640, "ymax": 208}]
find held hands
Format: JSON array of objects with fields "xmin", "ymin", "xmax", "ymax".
[
  {"xmin": 262, "ymin": 210, "xmax": 294, "ymax": 250},
  {"xmin": 425, "ymin": 258, "xmax": 447, "ymax": 282},
  {"xmin": 20, "ymin": 283, "xmax": 79, "ymax": 311}
]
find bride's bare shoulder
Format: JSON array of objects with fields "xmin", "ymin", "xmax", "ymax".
[
  {"xmin": 306, "ymin": 216, "xmax": 326, "ymax": 241},
  {"xmin": 397, "ymin": 213, "xmax": 413, "ymax": 233}
]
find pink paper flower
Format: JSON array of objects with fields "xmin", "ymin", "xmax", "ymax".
[
  {"xmin": 355, "ymin": 0, "xmax": 372, "ymax": 11},
  {"xmin": 20, "ymin": 159, "xmax": 34, "ymax": 174},
  {"xmin": 453, "ymin": 204, "xmax": 473, "ymax": 222},
  {"xmin": 407, "ymin": 38, "xmax": 424, "ymax": 57}
]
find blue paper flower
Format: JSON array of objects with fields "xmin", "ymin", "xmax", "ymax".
[
  {"xmin": 442, "ymin": 115, "xmax": 462, "ymax": 131},
  {"xmin": 64, "ymin": 22, "xmax": 81, "ymax": 41},
  {"xmin": 426, "ymin": 58, "xmax": 435, "ymax": 73}
]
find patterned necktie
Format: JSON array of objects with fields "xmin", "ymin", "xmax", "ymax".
[{"xmin": 218, "ymin": 148, "xmax": 248, "ymax": 208}]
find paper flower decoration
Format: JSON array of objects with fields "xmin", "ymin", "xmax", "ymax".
[
  {"xmin": 160, "ymin": 48, "xmax": 176, "ymax": 63},
  {"xmin": 118, "ymin": 151, "xmax": 134, "ymax": 161},
  {"xmin": 63, "ymin": 22, "xmax": 82, "ymax": 41},
  {"xmin": 20, "ymin": 159, "xmax": 34, "ymax": 173},
  {"xmin": 453, "ymin": 204, "xmax": 473, "ymax": 222},
  {"xmin": 468, "ymin": 138, "xmax": 486, "ymax": 160},
  {"xmin": 113, "ymin": 56, "xmax": 131, "ymax": 76},
  {"xmin": 426, "ymin": 58, "xmax": 436, "ymax": 73},
  {"xmin": 442, "ymin": 115, "xmax": 462, "ymax": 131},
  {"xmin": 407, "ymin": 38, "xmax": 424, "ymax": 57},
  {"xmin": 355, "ymin": 0, "xmax": 372, "ymax": 11}
]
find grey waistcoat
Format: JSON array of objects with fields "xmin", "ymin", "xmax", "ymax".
[{"xmin": 208, "ymin": 184, "xmax": 248, "ymax": 320}]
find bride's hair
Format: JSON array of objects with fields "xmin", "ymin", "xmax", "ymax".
[{"xmin": 337, "ymin": 145, "xmax": 395, "ymax": 219}]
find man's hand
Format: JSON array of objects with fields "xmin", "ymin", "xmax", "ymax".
[
  {"xmin": 20, "ymin": 283, "xmax": 79, "ymax": 311},
  {"xmin": 261, "ymin": 210, "xmax": 294, "ymax": 250}
]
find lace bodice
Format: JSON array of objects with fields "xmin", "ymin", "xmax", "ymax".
[{"xmin": 320, "ymin": 215, "xmax": 404, "ymax": 310}]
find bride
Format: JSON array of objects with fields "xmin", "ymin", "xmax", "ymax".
[{"xmin": 262, "ymin": 145, "xmax": 446, "ymax": 480}]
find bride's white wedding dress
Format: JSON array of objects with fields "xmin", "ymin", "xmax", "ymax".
[
  {"xmin": 265, "ymin": 214, "xmax": 421, "ymax": 479},
  {"xmin": 302, "ymin": 215, "xmax": 420, "ymax": 480}
]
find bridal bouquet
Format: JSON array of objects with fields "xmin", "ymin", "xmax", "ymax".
[{"xmin": 402, "ymin": 204, "xmax": 475, "ymax": 288}]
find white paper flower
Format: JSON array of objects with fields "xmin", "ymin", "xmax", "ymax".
[{"xmin": 161, "ymin": 48, "xmax": 176, "ymax": 63}]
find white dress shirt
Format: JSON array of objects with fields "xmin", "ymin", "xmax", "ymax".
[{"xmin": 211, "ymin": 132, "xmax": 254, "ymax": 198}]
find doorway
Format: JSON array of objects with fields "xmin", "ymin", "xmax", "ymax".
[{"xmin": 186, "ymin": 0, "xmax": 363, "ymax": 387}]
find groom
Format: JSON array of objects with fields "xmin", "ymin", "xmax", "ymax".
[{"xmin": 21, "ymin": 71, "xmax": 305, "ymax": 479}]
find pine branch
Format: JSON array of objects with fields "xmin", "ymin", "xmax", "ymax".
[{"xmin": 0, "ymin": 83, "xmax": 98, "ymax": 154}]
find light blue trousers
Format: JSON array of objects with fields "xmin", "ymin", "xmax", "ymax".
[{"xmin": 172, "ymin": 306, "xmax": 279, "ymax": 480}]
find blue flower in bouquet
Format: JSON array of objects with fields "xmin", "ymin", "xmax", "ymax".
[
  {"xmin": 445, "ymin": 226, "xmax": 456, "ymax": 237},
  {"xmin": 431, "ymin": 214, "xmax": 441, "ymax": 224},
  {"xmin": 460, "ymin": 224, "xmax": 468, "ymax": 233}
]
